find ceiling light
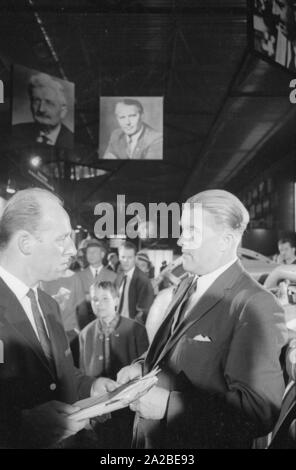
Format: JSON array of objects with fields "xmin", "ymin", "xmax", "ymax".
[{"xmin": 30, "ymin": 156, "xmax": 42, "ymax": 168}]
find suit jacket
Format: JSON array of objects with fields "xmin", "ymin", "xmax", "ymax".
[
  {"xmin": 79, "ymin": 316, "xmax": 149, "ymax": 379},
  {"xmin": 0, "ymin": 279, "xmax": 92, "ymax": 448},
  {"xmin": 116, "ymin": 267, "xmax": 154, "ymax": 323},
  {"xmin": 133, "ymin": 261, "xmax": 288, "ymax": 449},
  {"xmin": 78, "ymin": 266, "xmax": 116, "ymax": 298},
  {"xmin": 13, "ymin": 122, "xmax": 74, "ymax": 148},
  {"xmin": 103, "ymin": 123, "xmax": 163, "ymax": 160}
]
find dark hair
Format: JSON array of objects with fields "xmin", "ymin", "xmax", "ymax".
[
  {"xmin": 0, "ymin": 188, "xmax": 62, "ymax": 249},
  {"xmin": 91, "ymin": 280, "xmax": 119, "ymax": 298},
  {"xmin": 115, "ymin": 99, "xmax": 144, "ymax": 114},
  {"xmin": 278, "ymin": 235, "xmax": 296, "ymax": 248},
  {"xmin": 118, "ymin": 241, "xmax": 137, "ymax": 255}
]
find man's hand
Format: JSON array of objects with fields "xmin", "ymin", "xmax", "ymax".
[
  {"xmin": 22, "ymin": 400, "xmax": 88, "ymax": 448},
  {"xmin": 129, "ymin": 386, "xmax": 169, "ymax": 420},
  {"xmin": 117, "ymin": 363, "xmax": 142, "ymax": 385},
  {"xmin": 91, "ymin": 377, "xmax": 118, "ymax": 396}
]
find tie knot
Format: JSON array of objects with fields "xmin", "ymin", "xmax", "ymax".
[
  {"xmin": 187, "ymin": 277, "xmax": 198, "ymax": 296},
  {"xmin": 27, "ymin": 288, "xmax": 36, "ymax": 301}
]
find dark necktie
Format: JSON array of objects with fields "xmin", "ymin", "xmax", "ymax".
[
  {"xmin": 171, "ymin": 277, "xmax": 198, "ymax": 332},
  {"xmin": 118, "ymin": 275, "xmax": 127, "ymax": 315},
  {"xmin": 127, "ymin": 136, "xmax": 133, "ymax": 158},
  {"xmin": 27, "ymin": 289, "xmax": 55, "ymax": 371},
  {"xmin": 289, "ymin": 44, "xmax": 296, "ymax": 72}
]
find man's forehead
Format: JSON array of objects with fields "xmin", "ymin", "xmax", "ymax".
[
  {"xmin": 116, "ymin": 104, "xmax": 139, "ymax": 115},
  {"xmin": 32, "ymin": 86, "xmax": 58, "ymax": 100},
  {"xmin": 120, "ymin": 248, "xmax": 135, "ymax": 255},
  {"xmin": 38, "ymin": 201, "xmax": 70, "ymax": 229},
  {"xmin": 181, "ymin": 203, "xmax": 204, "ymax": 225}
]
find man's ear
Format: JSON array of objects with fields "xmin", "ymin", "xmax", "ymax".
[
  {"xmin": 220, "ymin": 231, "xmax": 235, "ymax": 251},
  {"xmin": 17, "ymin": 231, "xmax": 35, "ymax": 255},
  {"xmin": 114, "ymin": 296, "xmax": 119, "ymax": 311}
]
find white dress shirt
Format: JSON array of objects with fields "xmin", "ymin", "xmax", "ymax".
[
  {"xmin": 0, "ymin": 265, "xmax": 48, "ymax": 339},
  {"xmin": 184, "ymin": 257, "xmax": 238, "ymax": 317},
  {"xmin": 119, "ymin": 266, "xmax": 135, "ymax": 318},
  {"xmin": 126, "ymin": 126, "xmax": 143, "ymax": 158},
  {"xmin": 36, "ymin": 124, "xmax": 61, "ymax": 146},
  {"xmin": 90, "ymin": 265, "xmax": 103, "ymax": 278}
]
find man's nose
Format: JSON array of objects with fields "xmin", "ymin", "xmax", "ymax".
[
  {"xmin": 67, "ymin": 238, "xmax": 77, "ymax": 257},
  {"xmin": 38, "ymin": 100, "xmax": 46, "ymax": 112}
]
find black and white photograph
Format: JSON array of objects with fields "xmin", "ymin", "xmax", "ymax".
[
  {"xmin": 0, "ymin": 0, "xmax": 295, "ymax": 454},
  {"xmin": 253, "ymin": 0, "xmax": 296, "ymax": 72},
  {"xmin": 12, "ymin": 64, "xmax": 75, "ymax": 148},
  {"xmin": 99, "ymin": 96, "xmax": 163, "ymax": 160}
]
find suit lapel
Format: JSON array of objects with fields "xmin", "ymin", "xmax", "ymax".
[
  {"xmin": 145, "ymin": 277, "xmax": 193, "ymax": 370},
  {"xmin": 37, "ymin": 289, "xmax": 62, "ymax": 377},
  {"xmin": 148, "ymin": 261, "xmax": 244, "ymax": 370},
  {"xmin": 154, "ymin": 283, "xmax": 225, "ymax": 368},
  {"xmin": 0, "ymin": 279, "xmax": 56, "ymax": 378}
]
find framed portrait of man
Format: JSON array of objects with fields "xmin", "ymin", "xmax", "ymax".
[
  {"xmin": 99, "ymin": 96, "xmax": 163, "ymax": 160},
  {"xmin": 251, "ymin": 0, "xmax": 296, "ymax": 72},
  {"xmin": 12, "ymin": 64, "xmax": 75, "ymax": 149}
]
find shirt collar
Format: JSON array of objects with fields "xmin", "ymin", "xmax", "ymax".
[
  {"xmin": 90, "ymin": 265, "xmax": 103, "ymax": 277},
  {"xmin": 198, "ymin": 257, "xmax": 238, "ymax": 287},
  {"xmin": 123, "ymin": 266, "xmax": 135, "ymax": 280},
  {"xmin": 126, "ymin": 125, "xmax": 143, "ymax": 144},
  {"xmin": 0, "ymin": 265, "xmax": 38, "ymax": 302}
]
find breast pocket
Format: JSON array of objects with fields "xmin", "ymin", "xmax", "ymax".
[{"xmin": 179, "ymin": 337, "xmax": 225, "ymax": 386}]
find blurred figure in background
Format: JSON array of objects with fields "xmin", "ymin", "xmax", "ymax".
[
  {"xmin": 116, "ymin": 242, "xmax": 154, "ymax": 324},
  {"xmin": 79, "ymin": 239, "xmax": 116, "ymax": 328},
  {"xmin": 146, "ymin": 272, "xmax": 182, "ymax": 343},
  {"xmin": 106, "ymin": 251, "xmax": 120, "ymax": 273},
  {"xmin": 276, "ymin": 235, "xmax": 296, "ymax": 265},
  {"xmin": 79, "ymin": 281, "xmax": 148, "ymax": 448}
]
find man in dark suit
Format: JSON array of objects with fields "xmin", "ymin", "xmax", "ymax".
[
  {"xmin": 0, "ymin": 188, "xmax": 116, "ymax": 448},
  {"xmin": 117, "ymin": 189, "xmax": 288, "ymax": 448},
  {"xmin": 102, "ymin": 99, "xmax": 162, "ymax": 160},
  {"xmin": 78, "ymin": 239, "xmax": 116, "ymax": 329},
  {"xmin": 79, "ymin": 240, "xmax": 117, "ymax": 299},
  {"xmin": 116, "ymin": 242, "xmax": 154, "ymax": 324},
  {"xmin": 13, "ymin": 72, "xmax": 73, "ymax": 148}
]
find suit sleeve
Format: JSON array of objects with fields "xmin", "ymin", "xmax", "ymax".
[
  {"xmin": 165, "ymin": 291, "xmax": 288, "ymax": 447},
  {"xmin": 136, "ymin": 277, "xmax": 155, "ymax": 323},
  {"xmin": 134, "ymin": 323, "xmax": 149, "ymax": 358},
  {"xmin": 144, "ymin": 134, "xmax": 163, "ymax": 160}
]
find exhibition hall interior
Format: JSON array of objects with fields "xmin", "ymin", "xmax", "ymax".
[{"xmin": 0, "ymin": 0, "xmax": 296, "ymax": 450}]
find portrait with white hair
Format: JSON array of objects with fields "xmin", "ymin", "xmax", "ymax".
[{"xmin": 12, "ymin": 64, "xmax": 75, "ymax": 148}]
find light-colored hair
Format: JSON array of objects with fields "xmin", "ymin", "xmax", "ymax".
[
  {"xmin": 28, "ymin": 73, "xmax": 67, "ymax": 106},
  {"xmin": 0, "ymin": 188, "xmax": 62, "ymax": 248},
  {"xmin": 186, "ymin": 189, "xmax": 249, "ymax": 239}
]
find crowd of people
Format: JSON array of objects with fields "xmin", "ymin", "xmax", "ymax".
[{"xmin": 0, "ymin": 187, "xmax": 295, "ymax": 449}]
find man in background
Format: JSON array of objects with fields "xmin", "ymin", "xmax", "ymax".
[
  {"xmin": 272, "ymin": 0, "xmax": 296, "ymax": 71},
  {"xmin": 277, "ymin": 235, "xmax": 296, "ymax": 264},
  {"xmin": 78, "ymin": 239, "xmax": 116, "ymax": 329},
  {"xmin": 102, "ymin": 98, "xmax": 163, "ymax": 160},
  {"xmin": 116, "ymin": 241, "xmax": 154, "ymax": 324},
  {"xmin": 13, "ymin": 72, "xmax": 73, "ymax": 148}
]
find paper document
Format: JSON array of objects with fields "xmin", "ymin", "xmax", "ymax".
[{"xmin": 69, "ymin": 368, "xmax": 160, "ymax": 421}]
